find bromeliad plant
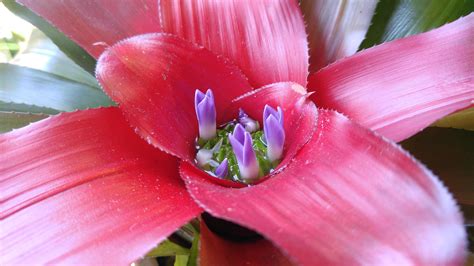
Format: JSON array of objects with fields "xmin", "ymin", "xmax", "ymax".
[{"xmin": 1, "ymin": 0, "xmax": 473, "ymax": 265}]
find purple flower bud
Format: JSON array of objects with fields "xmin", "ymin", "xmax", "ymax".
[
  {"xmin": 228, "ymin": 124, "xmax": 259, "ymax": 180},
  {"xmin": 215, "ymin": 158, "xmax": 229, "ymax": 178},
  {"xmin": 238, "ymin": 109, "xmax": 259, "ymax": 132},
  {"xmin": 263, "ymin": 105, "xmax": 285, "ymax": 162},
  {"xmin": 195, "ymin": 89, "xmax": 216, "ymax": 140}
]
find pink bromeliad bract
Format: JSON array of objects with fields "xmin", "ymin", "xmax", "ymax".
[{"xmin": 1, "ymin": 0, "xmax": 473, "ymax": 265}]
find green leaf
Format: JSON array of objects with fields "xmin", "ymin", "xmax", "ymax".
[
  {"xmin": 187, "ymin": 228, "xmax": 200, "ymax": 266},
  {"xmin": 401, "ymin": 127, "xmax": 474, "ymax": 206},
  {"xmin": 0, "ymin": 40, "xmax": 20, "ymax": 57},
  {"xmin": 0, "ymin": 63, "xmax": 114, "ymax": 112},
  {"xmin": 2, "ymin": 0, "xmax": 96, "ymax": 74},
  {"xmin": 146, "ymin": 240, "xmax": 190, "ymax": 258},
  {"xmin": 174, "ymin": 255, "xmax": 190, "ymax": 266},
  {"xmin": 433, "ymin": 107, "xmax": 474, "ymax": 131},
  {"xmin": 0, "ymin": 41, "xmax": 20, "ymax": 51},
  {"xmin": 0, "ymin": 27, "xmax": 26, "ymax": 59},
  {"xmin": 359, "ymin": 0, "xmax": 474, "ymax": 49},
  {"xmin": 11, "ymin": 30, "xmax": 100, "ymax": 89},
  {"xmin": 0, "ymin": 101, "xmax": 58, "ymax": 114},
  {"xmin": 0, "ymin": 111, "xmax": 48, "ymax": 133}
]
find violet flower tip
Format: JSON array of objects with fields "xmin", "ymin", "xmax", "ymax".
[
  {"xmin": 263, "ymin": 105, "xmax": 285, "ymax": 162},
  {"xmin": 277, "ymin": 106, "xmax": 283, "ymax": 125},
  {"xmin": 215, "ymin": 158, "xmax": 229, "ymax": 178},
  {"xmin": 229, "ymin": 124, "xmax": 259, "ymax": 180},
  {"xmin": 195, "ymin": 88, "xmax": 216, "ymax": 140},
  {"xmin": 206, "ymin": 89, "xmax": 214, "ymax": 100}
]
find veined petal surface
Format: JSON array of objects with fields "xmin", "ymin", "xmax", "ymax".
[
  {"xmin": 180, "ymin": 110, "xmax": 466, "ymax": 265},
  {"xmin": 96, "ymin": 34, "xmax": 252, "ymax": 161},
  {"xmin": 17, "ymin": 0, "xmax": 161, "ymax": 58},
  {"xmin": 158, "ymin": 0, "xmax": 308, "ymax": 87},
  {"xmin": 301, "ymin": 0, "xmax": 377, "ymax": 72},
  {"xmin": 308, "ymin": 14, "xmax": 474, "ymax": 142},
  {"xmin": 0, "ymin": 108, "xmax": 202, "ymax": 264}
]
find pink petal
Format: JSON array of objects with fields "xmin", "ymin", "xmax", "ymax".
[
  {"xmin": 199, "ymin": 221, "xmax": 293, "ymax": 266},
  {"xmin": 301, "ymin": 0, "xmax": 377, "ymax": 72},
  {"xmin": 158, "ymin": 0, "xmax": 308, "ymax": 87},
  {"xmin": 0, "ymin": 108, "xmax": 202, "ymax": 264},
  {"xmin": 180, "ymin": 109, "xmax": 466, "ymax": 265},
  {"xmin": 96, "ymin": 34, "xmax": 252, "ymax": 161},
  {"xmin": 308, "ymin": 14, "xmax": 474, "ymax": 142},
  {"xmin": 18, "ymin": 0, "xmax": 162, "ymax": 58}
]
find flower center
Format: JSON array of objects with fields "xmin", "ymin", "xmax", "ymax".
[{"xmin": 194, "ymin": 89, "xmax": 285, "ymax": 184}]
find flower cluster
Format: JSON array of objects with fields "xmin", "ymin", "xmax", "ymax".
[{"xmin": 195, "ymin": 89, "xmax": 284, "ymax": 183}]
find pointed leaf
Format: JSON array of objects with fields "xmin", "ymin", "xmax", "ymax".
[
  {"xmin": 96, "ymin": 34, "xmax": 252, "ymax": 161},
  {"xmin": 187, "ymin": 227, "xmax": 199, "ymax": 266},
  {"xmin": 360, "ymin": 0, "xmax": 474, "ymax": 49},
  {"xmin": 158, "ymin": 0, "xmax": 308, "ymax": 87},
  {"xmin": 434, "ymin": 107, "xmax": 474, "ymax": 131},
  {"xmin": 181, "ymin": 109, "xmax": 466, "ymax": 265},
  {"xmin": 175, "ymin": 255, "xmax": 189, "ymax": 266},
  {"xmin": 146, "ymin": 241, "xmax": 190, "ymax": 257},
  {"xmin": 15, "ymin": 0, "xmax": 161, "ymax": 58},
  {"xmin": 0, "ymin": 111, "xmax": 48, "ymax": 133},
  {"xmin": 308, "ymin": 14, "xmax": 474, "ymax": 142},
  {"xmin": 301, "ymin": 0, "xmax": 377, "ymax": 72},
  {"xmin": 1, "ymin": 108, "xmax": 202, "ymax": 264},
  {"xmin": 0, "ymin": 63, "xmax": 113, "ymax": 111},
  {"xmin": 0, "ymin": 100, "xmax": 58, "ymax": 114},
  {"xmin": 11, "ymin": 29, "xmax": 99, "ymax": 89},
  {"xmin": 2, "ymin": 0, "xmax": 96, "ymax": 74}
]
